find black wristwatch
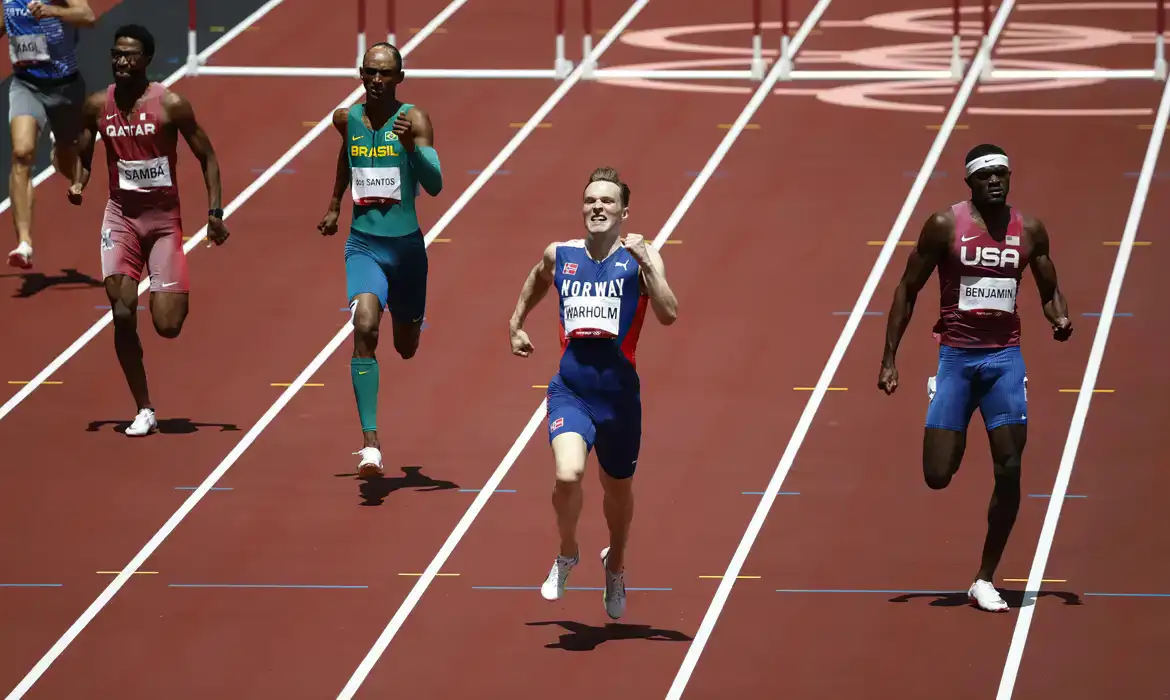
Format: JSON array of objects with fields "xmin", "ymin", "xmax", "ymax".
[{"xmin": 209, "ymin": 208, "xmax": 224, "ymax": 219}]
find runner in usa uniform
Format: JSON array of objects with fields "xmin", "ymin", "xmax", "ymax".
[
  {"xmin": 319, "ymin": 42, "xmax": 443, "ymax": 478},
  {"xmin": 509, "ymin": 167, "xmax": 678, "ymax": 620},
  {"xmin": 878, "ymin": 144, "xmax": 1072, "ymax": 612},
  {"xmin": 4, "ymin": 0, "xmax": 95, "ymax": 269},
  {"xmin": 69, "ymin": 25, "xmax": 229, "ymax": 436}
]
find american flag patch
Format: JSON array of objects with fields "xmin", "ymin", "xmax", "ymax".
[
  {"xmin": 1005, "ymin": 235, "xmax": 1020, "ymax": 246},
  {"xmin": 562, "ymin": 262, "xmax": 578, "ymax": 275}
]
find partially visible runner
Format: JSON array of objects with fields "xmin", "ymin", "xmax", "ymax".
[
  {"xmin": 877, "ymin": 143, "xmax": 1072, "ymax": 612},
  {"xmin": 4, "ymin": 0, "xmax": 95, "ymax": 269},
  {"xmin": 318, "ymin": 42, "xmax": 443, "ymax": 478},
  {"xmin": 69, "ymin": 24, "xmax": 229, "ymax": 436},
  {"xmin": 509, "ymin": 167, "xmax": 679, "ymax": 620}
]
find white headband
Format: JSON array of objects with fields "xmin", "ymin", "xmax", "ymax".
[{"xmin": 965, "ymin": 153, "xmax": 1009, "ymax": 177}]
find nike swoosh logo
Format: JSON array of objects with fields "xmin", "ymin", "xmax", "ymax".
[
  {"xmin": 961, "ymin": 235, "xmax": 978, "ymax": 242},
  {"xmin": 352, "ymin": 135, "xmax": 362, "ymax": 141},
  {"xmin": 161, "ymin": 281, "xmax": 178, "ymax": 287},
  {"xmin": 358, "ymin": 371, "xmax": 368, "ymax": 375}
]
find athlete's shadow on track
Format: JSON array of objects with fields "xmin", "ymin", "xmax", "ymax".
[
  {"xmin": 1, "ymin": 268, "xmax": 104, "ymax": 297},
  {"xmin": 526, "ymin": 620, "xmax": 693, "ymax": 651},
  {"xmin": 335, "ymin": 465, "xmax": 459, "ymax": 506},
  {"xmin": 888, "ymin": 589, "xmax": 1083, "ymax": 609},
  {"xmin": 86, "ymin": 418, "xmax": 241, "ymax": 434}
]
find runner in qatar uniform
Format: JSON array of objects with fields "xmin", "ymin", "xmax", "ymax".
[
  {"xmin": 878, "ymin": 144, "xmax": 1072, "ymax": 612},
  {"xmin": 69, "ymin": 24, "xmax": 229, "ymax": 436},
  {"xmin": 509, "ymin": 167, "xmax": 678, "ymax": 621}
]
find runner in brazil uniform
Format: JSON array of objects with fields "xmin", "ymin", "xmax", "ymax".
[
  {"xmin": 318, "ymin": 42, "xmax": 443, "ymax": 478},
  {"xmin": 5, "ymin": 0, "xmax": 95, "ymax": 269},
  {"xmin": 878, "ymin": 143, "xmax": 1072, "ymax": 612},
  {"xmin": 509, "ymin": 167, "xmax": 679, "ymax": 620},
  {"xmin": 70, "ymin": 24, "xmax": 229, "ymax": 436}
]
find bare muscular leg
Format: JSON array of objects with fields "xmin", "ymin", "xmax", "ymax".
[
  {"xmin": 539, "ymin": 432, "xmax": 587, "ymax": 602},
  {"xmin": 922, "ymin": 426, "xmax": 967, "ymax": 489},
  {"xmin": 551, "ymin": 432, "xmax": 587, "ymax": 559},
  {"xmin": 105, "ymin": 274, "xmax": 152, "ymax": 412},
  {"xmin": 8, "ymin": 116, "xmax": 39, "ymax": 266},
  {"xmin": 977, "ymin": 423, "xmax": 1026, "ymax": 582}
]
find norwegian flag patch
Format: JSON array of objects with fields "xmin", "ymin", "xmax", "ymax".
[{"xmin": 562, "ymin": 262, "xmax": 578, "ymax": 275}]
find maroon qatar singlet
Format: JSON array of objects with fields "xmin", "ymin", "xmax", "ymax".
[
  {"xmin": 98, "ymin": 81, "xmax": 189, "ymax": 294},
  {"xmin": 931, "ymin": 200, "xmax": 1029, "ymax": 348},
  {"xmin": 101, "ymin": 82, "xmax": 180, "ymax": 213}
]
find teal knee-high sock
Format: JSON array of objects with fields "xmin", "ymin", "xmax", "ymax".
[{"xmin": 351, "ymin": 357, "xmax": 379, "ymax": 433}]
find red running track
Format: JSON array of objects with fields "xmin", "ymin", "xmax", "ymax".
[
  {"xmin": 667, "ymin": 3, "xmax": 1170, "ymax": 700},
  {"xmin": 0, "ymin": 0, "xmax": 572, "ymax": 695},
  {"xmin": 2, "ymin": 0, "xmax": 1167, "ymax": 699}
]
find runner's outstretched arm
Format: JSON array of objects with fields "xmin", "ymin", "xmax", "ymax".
[
  {"xmin": 317, "ymin": 110, "xmax": 352, "ymax": 237},
  {"xmin": 509, "ymin": 242, "xmax": 558, "ymax": 357},
  {"xmin": 878, "ymin": 211, "xmax": 950, "ymax": 394},
  {"xmin": 166, "ymin": 91, "xmax": 227, "ymax": 244},
  {"xmin": 31, "ymin": 0, "xmax": 96, "ymax": 27},
  {"xmin": 67, "ymin": 92, "xmax": 104, "ymax": 203},
  {"xmin": 1026, "ymin": 216, "xmax": 1072, "ymax": 341},
  {"xmin": 637, "ymin": 244, "xmax": 678, "ymax": 325},
  {"xmin": 394, "ymin": 107, "xmax": 442, "ymax": 196}
]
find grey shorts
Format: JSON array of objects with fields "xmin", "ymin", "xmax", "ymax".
[{"xmin": 9, "ymin": 73, "xmax": 87, "ymax": 147}]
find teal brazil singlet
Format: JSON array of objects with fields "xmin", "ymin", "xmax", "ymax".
[{"xmin": 347, "ymin": 102, "xmax": 421, "ymax": 238}]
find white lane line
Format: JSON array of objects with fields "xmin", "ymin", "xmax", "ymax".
[
  {"xmin": 0, "ymin": 0, "xmax": 462, "ymax": 422},
  {"xmin": 331, "ymin": 0, "xmax": 835, "ymax": 696},
  {"xmin": 0, "ymin": 0, "xmax": 285, "ymax": 216},
  {"xmin": 662, "ymin": 2, "xmax": 1019, "ymax": 697},
  {"xmin": 0, "ymin": 4, "xmax": 467, "ymax": 696},
  {"xmin": 993, "ymin": 71, "xmax": 1170, "ymax": 700}
]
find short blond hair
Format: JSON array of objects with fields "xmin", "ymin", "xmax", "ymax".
[{"xmin": 586, "ymin": 166, "xmax": 630, "ymax": 207}]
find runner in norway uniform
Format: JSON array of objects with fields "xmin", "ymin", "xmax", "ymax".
[
  {"xmin": 546, "ymin": 239, "xmax": 649, "ymax": 479},
  {"xmin": 878, "ymin": 143, "xmax": 1072, "ymax": 614},
  {"xmin": 509, "ymin": 168, "xmax": 679, "ymax": 622}
]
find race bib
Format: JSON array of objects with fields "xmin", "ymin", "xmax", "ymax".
[
  {"xmin": 352, "ymin": 166, "xmax": 401, "ymax": 205},
  {"xmin": 563, "ymin": 296, "xmax": 621, "ymax": 338},
  {"xmin": 117, "ymin": 157, "xmax": 172, "ymax": 191},
  {"xmin": 9, "ymin": 34, "xmax": 49, "ymax": 65},
  {"xmin": 959, "ymin": 275, "xmax": 1017, "ymax": 313}
]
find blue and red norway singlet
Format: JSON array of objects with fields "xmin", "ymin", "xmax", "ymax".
[{"xmin": 552, "ymin": 239, "xmax": 648, "ymax": 390}]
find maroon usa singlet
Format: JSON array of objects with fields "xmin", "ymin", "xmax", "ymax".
[{"xmin": 932, "ymin": 201, "xmax": 1029, "ymax": 348}]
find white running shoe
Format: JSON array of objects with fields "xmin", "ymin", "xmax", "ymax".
[
  {"xmin": 354, "ymin": 446, "xmax": 383, "ymax": 478},
  {"xmin": 540, "ymin": 551, "xmax": 578, "ymax": 601},
  {"xmin": 125, "ymin": 408, "xmax": 157, "ymax": 437},
  {"xmin": 600, "ymin": 546, "xmax": 626, "ymax": 620},
  {"xmin": 7, "ymin": 241, "xmax": 32, "ymax": 269},
  {"xmin": 968, "ymin": 579, "xmax": 1009, "ymax": 612}
]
